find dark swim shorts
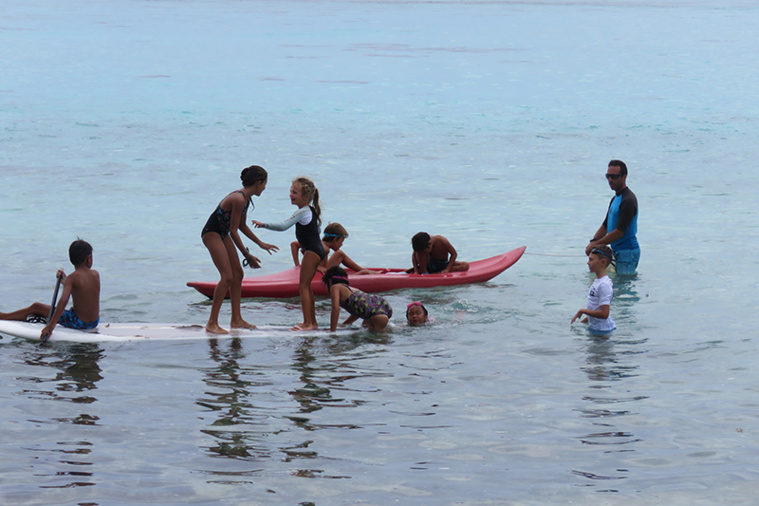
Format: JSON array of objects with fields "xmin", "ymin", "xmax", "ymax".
[
  {"xmin": 427, "ymin": 258, "xmax": 449, "ymax": 274},
  {"xmin": 58, "ymin": 309, "xmax": 99, "ymax": 330}
]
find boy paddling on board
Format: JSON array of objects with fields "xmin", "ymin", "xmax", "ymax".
[{"xmin": 0, "ymin": 239, "xmax": 100, "ymax": 341}]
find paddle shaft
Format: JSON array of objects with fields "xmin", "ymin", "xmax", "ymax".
[
  {"xmin": 42, "ymin": 273, "xmax": 63, "ymax": 343},
  {"xmin": 48, "ymin": 273, "xmax": 63, "ymax": 321}
]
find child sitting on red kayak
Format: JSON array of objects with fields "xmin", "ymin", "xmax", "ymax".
[
  {"xmin": 290, "ymin": 222, "xmax": 382, "ymax": 275},
  {"xmin": 410, "ymin": 232, "xmax": 469, "ymax": 274},
  {"xmin": 322, "ymin": 266, "xmax": 392, "ymax": 332}
]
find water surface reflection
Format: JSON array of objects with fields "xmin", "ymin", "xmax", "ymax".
[
  {"xmin": 572, "ymin": 276, "xmax": 647, "ymax": 493},
  {"xmin": 196, "ymin": 332, "xmax": 392, "ymax": 484},
  {"xmin": 198, "ymin": 337, "xmax": 270, "ymax": 461},
  {"xmin": 18, "ymin": 343, "xmax": 104, "ymax": 489}
]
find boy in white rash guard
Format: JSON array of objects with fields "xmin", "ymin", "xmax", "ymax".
[{"xmin": 571, "ymin": 245, "xmax": 616, "ymax": 335}]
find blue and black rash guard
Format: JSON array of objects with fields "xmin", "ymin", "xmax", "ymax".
[
  {"xmin": 259, "ymin": 205, "xmax": 325, "ymax": 260},
  {"xmin": 602, "ymin": 187, "xmax": 638, "ymax": 250}
]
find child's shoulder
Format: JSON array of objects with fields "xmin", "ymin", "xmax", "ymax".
[
  {"xmin": 331, "ymin": 282, "xmax": 353, "ymax": 294},
  {"xmin": 224, "ymin": 189, "xmax": 246, "ymax": 202},
  {"xmin": 595, "ymin": 275, "xmax": 613, "ymax": 288},
  {"xmin": 68, "ymin": 267, "xmax": 100, "ymax": 286}
]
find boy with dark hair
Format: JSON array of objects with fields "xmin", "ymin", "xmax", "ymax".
[
  {"xmin": 410, "ymin": 232, "xmax": 469, "ymax": 274},
  {"xmin": 0, "ymin": 239, "xmax": 101, "ymax": 341},
  {"xmin": 571, "ymin": 245, "xmax": 616, "ymax": 335}
]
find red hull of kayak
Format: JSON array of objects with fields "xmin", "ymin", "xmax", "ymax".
[{"xmin": 187, "ymin": 246, "xmax": 526, "ymax": 299}]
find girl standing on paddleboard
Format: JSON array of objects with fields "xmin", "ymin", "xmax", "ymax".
[
  {"xmin": 253, "ymin": 176, "xmax": 323, "ymax": 330},
  {"xmin": 202, "ymin": 165, "xmax": 279, "ymax": 334}
]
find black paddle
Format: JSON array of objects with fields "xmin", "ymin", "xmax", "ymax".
[{"xmin": 41, "ymin": 272, "xmax": 63, "ymax": 344}]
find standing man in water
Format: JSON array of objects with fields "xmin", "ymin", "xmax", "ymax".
[{"xmin": 586, "ymin": 160, "xmax": 640, "ymax": 275}]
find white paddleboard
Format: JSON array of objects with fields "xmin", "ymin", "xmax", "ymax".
[{"xmin": 0, "ymin": 321, "xmax": 356, "ymax": 343}]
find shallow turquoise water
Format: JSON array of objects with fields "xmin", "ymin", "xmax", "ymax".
[{"xmin": 2, "ymin": 0, "xmax": 759, "ymax": 504}]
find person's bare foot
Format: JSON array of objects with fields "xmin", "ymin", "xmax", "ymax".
[
  {"xmin": 291, "ymin": 323, "xmax": 318, "ymax": 331},
  {"xmin": 205, "ymin": 323, "xmax": 229, "ymax": 334},
  {"xmin": 230, "ymin": 319, "xmax": 257, "ymax": 330}
]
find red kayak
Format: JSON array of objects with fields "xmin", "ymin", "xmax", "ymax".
[{"xmin": 187, "ymin": 246, "xmax": 526, "ymax": 299}]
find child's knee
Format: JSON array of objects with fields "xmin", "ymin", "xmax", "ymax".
[
  {"xmin": 371, "ymin": 315, "xmax": 389, "ymax": 330},
  {"xmin": 31, "ymin": 302, "xmax": 49, "ymax": 315},
  {"xmin": 218, "ymin": 267, "xmax": 235, "ymax": 283}
]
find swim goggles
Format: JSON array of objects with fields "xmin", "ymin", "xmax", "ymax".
[{"xmin": 590, "ymin": 248, "xmax": 617, "ymax": 267}]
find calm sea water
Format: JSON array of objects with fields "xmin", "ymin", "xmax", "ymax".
[{"xmin": 2, "ymin": 0, "xmax": 759, "ymax": 504}]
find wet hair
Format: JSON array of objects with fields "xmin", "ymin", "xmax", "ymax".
[
  {"xmin": 608, "ymin": 159, "xmax": 627, "ymax": 176},
  {"xmin": 589, "ymin": 244, "xmax": 615, "ymax": 266},
  {"xmin": 406, "ymin": 301, "xmax": 428, "ymax": 319},
  {"xmin": 412, "ymin": 232, "xmax": 431, "ymax": 252},
  {"xmin": 323, "ymin": 222, "xmax": 349, "ymax": 243},
  {"xmin": 241, "ymin": 165, "xmax": 267, "ymax": 187},
  {"xmin": 69, "ymin": 239, "xmax": 93, "ymax": 266},
  {"xmin": 323, "ymin": 265, "xmax": 350, "ymax": 287},
  {"xmin": 292, "ymin": 176, "xmax": 321, "ymax": 226}
]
